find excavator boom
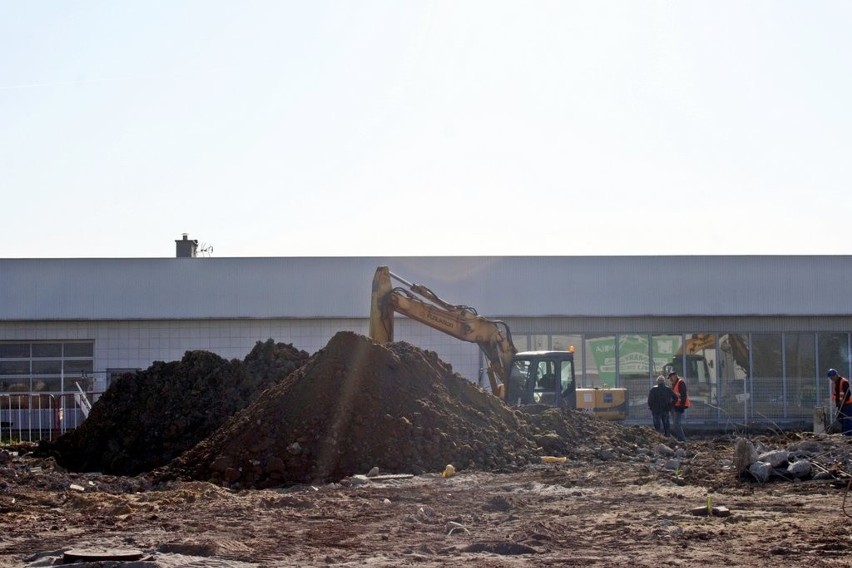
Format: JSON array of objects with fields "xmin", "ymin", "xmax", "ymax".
[{"xmin": 369, "ymin": 266, "xmax": 516, "ymax": 397}]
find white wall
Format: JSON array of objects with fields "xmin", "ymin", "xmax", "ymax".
[{"xmin": 0, "ymin": 318, "xmax": 485, "ymax": 392}]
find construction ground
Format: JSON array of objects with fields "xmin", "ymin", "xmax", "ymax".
[{"xmin": 0, "ymin": 332, "xmax": 850, "ymax": 567}]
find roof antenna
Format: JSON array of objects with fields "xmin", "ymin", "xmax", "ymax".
[{"xmin": 198, "ymin": 243, "xmax": 214, "ymax": 257}]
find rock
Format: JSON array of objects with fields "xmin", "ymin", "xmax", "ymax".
[
  {"xmin": 734, "ymin": 438, "xmax": 757, "ymax": 474},
  {"xmin": 345, "ymin": 475, "xmax": 370, "ymax": 486},
  {"xmin": 787, "ymin": 460, "xmax": 811, "ymax": 478},
  {"xmin": 598, "ymin": 449, "xmax": 617, "ymax": 461},
  {"xmin": 656, "ymin": 443, "xmax": 675, "ymax": 457},
  {"xmin": 757, "ymin": 450, "xmax": 789, "ymax": 468},
  {"xmin": 748, "ymin": 461, "xmax": 772, "ymax": 483}
]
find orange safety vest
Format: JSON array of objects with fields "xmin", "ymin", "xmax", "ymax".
[
  {"xmin": 672, "ymin": 377, "xmax": 691, "ymax": 409},
  {"xmin": 834, "ymin": 376, "xmax": 852, "ymax": 406}
]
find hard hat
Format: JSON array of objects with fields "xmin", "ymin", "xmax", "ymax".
[
  {"xmin": 827, "ymin": 368, "xmax": 838, "ymax": 378},
  {"xmin": 668, "ymin": 371, "xmax": 677, "ymax": 377}
]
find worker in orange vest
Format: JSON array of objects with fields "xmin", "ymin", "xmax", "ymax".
[
  {"xmin": 669, "ymin": 371, "xmax": 690, "ymax": 442},
  {"xmin": 827, "ymin": 369, "xmax": 852, "ymax": 436}
]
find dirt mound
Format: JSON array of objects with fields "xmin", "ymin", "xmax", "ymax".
[
  {"xmin": 167, "ymin": 331, "xmax": 657, "ymax": 488},
  {"xmin": 38, "ymin": 339, "xmax": 309, "ymax": 475},
  {"xmin": 519, "ymin": 402, "xmax": 659, "ymax": 458}
]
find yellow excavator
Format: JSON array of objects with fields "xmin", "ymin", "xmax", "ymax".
[{"xmin": 369, "ymin": 266, "xmax": 627, "ymax": 419}]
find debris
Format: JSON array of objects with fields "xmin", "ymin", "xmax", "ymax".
[
  {"xmin": 368, "ymin": 474, "xmax": 414, "ymax": 481},
  {"xmin": 447, "ymin": 521, "xmax": 470, "ymax": 535},
  {"xmin": 63, "ymin": 548, "xmax": 146, "ymax": 562},
  {"xmin": 690, "ymin": 505, "xmax": 732, "ymax": 517}
]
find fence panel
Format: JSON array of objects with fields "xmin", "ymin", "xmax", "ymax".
[{"xmin": 0, "ymin": 392, "xmax": 99, "ymax": 443}]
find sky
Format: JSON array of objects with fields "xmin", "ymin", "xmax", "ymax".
[{"xmin": 2, "ymin": 1, "xmax": 851, "ymax": 258}]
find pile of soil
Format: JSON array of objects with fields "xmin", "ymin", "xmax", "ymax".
[
  {"xmin": 166, "ymin": 331, "xmax": 658, "ymax": 488},
  {"xmin": 38, "ymin": 339, "xmax": 309, "ymax": 476}
]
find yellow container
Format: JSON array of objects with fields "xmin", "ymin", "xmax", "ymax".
[{"xmin": 575, "ymin": 387, "xmax": 628, "ymax": 420}]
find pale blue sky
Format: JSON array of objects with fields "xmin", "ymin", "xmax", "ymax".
[{"xmin": 2, "ymin": 1, "xmax": 850, "ymax": 258}]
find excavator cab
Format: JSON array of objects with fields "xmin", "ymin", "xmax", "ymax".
[{"xmin": 506, "ymin": 351, "xmax": 576, "ymax": 408}]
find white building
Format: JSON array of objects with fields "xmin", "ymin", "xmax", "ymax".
[{"xmin": 2, "ymin": 236, "xmax": 850, "ymax": 430}]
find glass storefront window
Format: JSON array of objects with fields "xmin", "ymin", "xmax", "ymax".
[
  {"xmin": 818, "ymin": 333, "xmax": 848, "ymax": 406},
  {"xmin": 0, "ymin": 360, "xmax": 30, "ymax": 375},
  {"xmin": 751, "ymin": 333, "xmax": 783, "ymax": 419},
  {"xmin": 818, "ymin": 333, "xmax": 848, "ymax": 377},
  {"xmin": 786, "ymin": 333, "xmax": 816, "ymax": 419},
  {"xmin": 509, "ymin": 331, "xmax": 847, "ymax": 425},
  {"xmin": 617, "ymin": 334, "xmax": 651, "ymax": 419},
  {"xmin": 531, "ymin": 335, "xmax": 549, "ymax": 351},
  {"xmin": 0, "ymin": 341, "xmax": 94, "ymax": 395},
  {"xmin": 64, "ymin": 360, "xmax": 94, "ymax": 375},
  {"xmin": 617, "ymin": 334, "xmax": 650, "ymax": 380},
  {"xmin": 33, "ymin": 378, "xmax": 61, "ymax": 392},
  {"xmin": 32, "ymin": 360, "xmax": 62, "ymax": 374},
  {"xmin": 678, "ymin": 333, "xmax": 718, "ymax": 420},
  {"xmin": 0, "ymin": 344, "xmax": 29, "ymax": 358},
  {"xmin": 718, "ymin": 333, "xmax": 749, "ymax": 423},
  {"xmin": 64, "ymin": 343, "xmax": 94, "ymax": 357},
  {"xmin": 585, "ymin": 335, "xmax": 615, "ymax": 387},
  {"xmin": 32, "ymin": 343, "xmax": 61, "ymax": 358},
  {"xmin": 551, "ymin": 335, "xmax": 578, "ymax": 352},
  {"xmin": 651, "ymin": 334, "xmax": 682, "ymax": 378}
]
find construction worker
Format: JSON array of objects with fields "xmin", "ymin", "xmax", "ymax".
[
  {"xmin": 647, "ymin": 375, "xmax": 674, "ymax": 436},
  {"xmin": 669, "ymin": 371, "xmax": 690, "ymax": 442},
  {"xmin": 826, "ymin": 369, "xmax": 852, "ymax": 436}
]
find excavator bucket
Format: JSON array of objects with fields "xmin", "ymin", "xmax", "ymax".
[{"xmin": 369, "ymin": 266, "xmax": 394, "ymax": 343}]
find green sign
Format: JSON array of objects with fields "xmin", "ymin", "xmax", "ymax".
[{"xmin": 586, "ymin": 335, "xmax": 683, "ymax": 386}]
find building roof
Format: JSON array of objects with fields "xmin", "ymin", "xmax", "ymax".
[{"xmin": 1, "ymin": 256, "xmax": 850, "ymax": 320}]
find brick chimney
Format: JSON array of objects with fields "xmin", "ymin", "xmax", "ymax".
[{"xmin": 175, "ymin": 233, "xmax": 198, "ymax": 258}]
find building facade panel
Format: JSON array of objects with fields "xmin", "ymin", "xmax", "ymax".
[{"xmin": 3, "ymin": 256, "xmax": 852, "ymax": 321}]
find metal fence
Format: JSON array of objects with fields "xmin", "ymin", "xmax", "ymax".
[
  {"xmin": 621, "ymin": 376, "xmax": 823, "ymax": 433},
  {"xmin": 0, "ymin": 391, "xmax": 101, "ymax": 443},
  {"xmin": 0, "ymin": 380, "xmax": 832, "ymax": 444}
]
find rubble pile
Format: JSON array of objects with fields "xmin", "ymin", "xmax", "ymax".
[
  {"xmin": 167, "ymin": 332, "xmax": 531, "ymax": 487},
  {"xmin": 38, "ymin": 339, "xmax": 309, "ymax": 475},
  {"xmin": 734, "ymin": 435, "xmax": 852, "ymax": 483},
  {"xmin": 37, "ymin": 330, "xmax": 667, "ymax": 488},
  {"xmin": 166, "ymin": 331, "xmax": 662, "ymax": 488},
  {"xmin": 518, "ymin": 403, "xmax": 655, "ymax": 459}
]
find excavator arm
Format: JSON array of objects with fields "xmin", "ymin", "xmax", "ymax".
[{"xmin": 369, "ymin": 266, "xmax": 516, "ymax": 398}]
